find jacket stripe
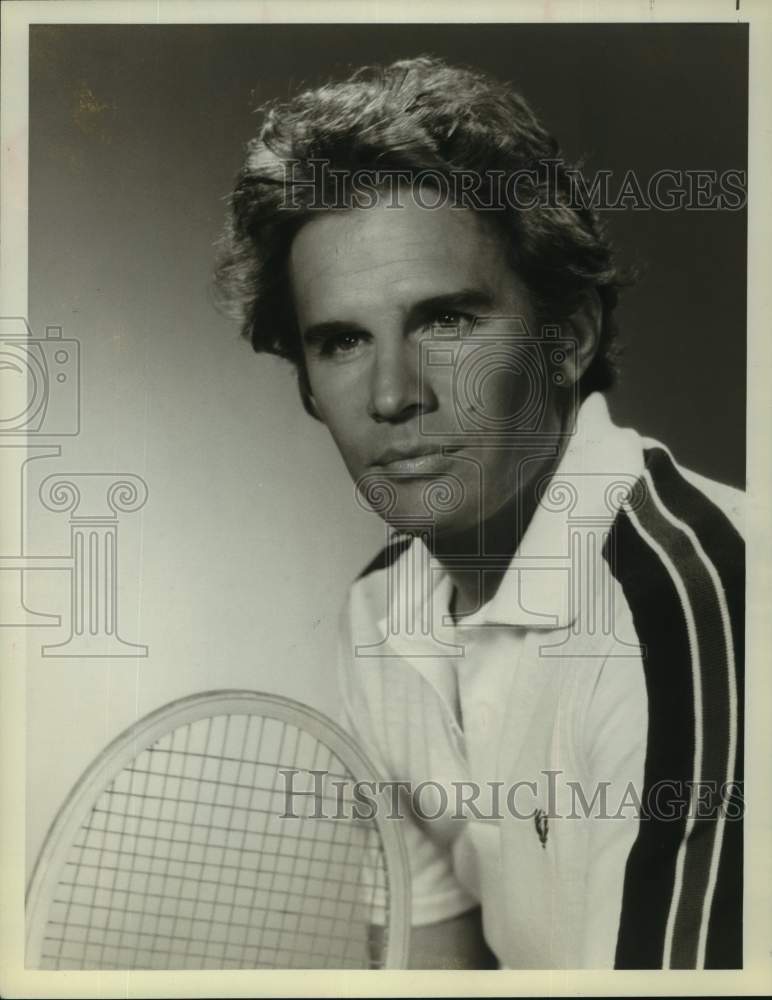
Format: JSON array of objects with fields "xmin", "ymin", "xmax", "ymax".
[
  {"xmin": 643, "ymin": 447, "xmax": 744, "ymax": 969},
  {"xmin": 605, "ymin": 451, "xmax": 743, "ymax": 969},
  {"xmin": 637, "ymin": 471, "xmax": 728, "ymax": 968},
  {"xmin": 626, "ymin": 488, "xmax": 706, "ymax": 968},
  {"xmin": 603, "ymin": 505, "xmax": 694, "ymax": 968}
]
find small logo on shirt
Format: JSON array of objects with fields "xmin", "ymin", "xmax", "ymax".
[{"xmin": 534, "ymin": 809, "xmax": 549, "ymax": 849}]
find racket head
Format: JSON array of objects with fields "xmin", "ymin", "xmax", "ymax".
[{"xmin": 26, "ymin": 689, "xmax": 410, "ymax": 970}]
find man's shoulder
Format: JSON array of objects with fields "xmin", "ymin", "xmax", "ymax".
[
  {"xmin": 670, "ymin": 463, "xmax": 744, "ymax": 535},
  {"xmin": 601, "ymin": 439, "xmax": 744, "ymax": 650},
  {"xmin": 637, "ymin": 441, "xmax": 745, "ymax": 546}
]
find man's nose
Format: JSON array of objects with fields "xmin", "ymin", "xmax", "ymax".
[{"xmin": 367, "ymin": 339, "xmax": 436, "ymax": 423}]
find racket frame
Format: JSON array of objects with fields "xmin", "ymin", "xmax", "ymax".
[{"xmin": 26, "ymin": 688, "xmax": 411, "ymax": 970}]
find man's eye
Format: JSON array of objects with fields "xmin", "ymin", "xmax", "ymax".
[
  {"xmin": 320, "ymin": 331, "xmax": 365, "ymax": 357},
  {"xmin": 430, "ymin": 311, "xmax": 475, "ymax": 334}
]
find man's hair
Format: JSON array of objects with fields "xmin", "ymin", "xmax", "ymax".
[{"xmin": 214, "ymin": 55, "xmax": 630, "ymax": 416}]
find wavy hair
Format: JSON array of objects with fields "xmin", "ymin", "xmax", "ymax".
[{"xmin": 214, "ymin": 55, "xmax": 631, "ymax": 416}]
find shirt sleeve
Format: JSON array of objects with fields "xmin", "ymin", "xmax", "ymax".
[
  {"xmin": 336, "ymin": 614, "xmax": 478, "ymax": 928},
  {"xmin": 580, "ymin": 630, "xmax": 742, "ymax": 970},
  {"xmin": 585, "ymin": 448, "xmax": 745, "ymax": 968}
]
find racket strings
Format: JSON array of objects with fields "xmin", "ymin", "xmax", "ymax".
[{"xmin": 40, "ymin": 711, "xmax": 391, "ymax": 970}]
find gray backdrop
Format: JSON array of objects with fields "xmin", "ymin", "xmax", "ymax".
[{"xmin": 25, "ymin": 23, "xmax": 747, "ymax": 872}]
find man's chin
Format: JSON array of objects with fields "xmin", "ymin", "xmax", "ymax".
[
  {"xmin": 355, "ymin": 471, "xmax": 482, "ymax": 533},
  {"xmin": 380, "ymin": 500, "xmax": 482, "ymax": 538}
]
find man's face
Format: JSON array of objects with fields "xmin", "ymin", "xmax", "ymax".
[{"xmin": 289, "ymin": 191, "xmax": 567, "ymax": 537}]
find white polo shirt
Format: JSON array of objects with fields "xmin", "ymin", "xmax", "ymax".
[{"xmin": 337, "ymin": 393, "xmax": 744, "ymax": 969}]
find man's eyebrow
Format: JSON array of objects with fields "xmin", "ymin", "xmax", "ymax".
[
  {"xmin": 302, "ymin": 320, "xmax": 362, "ymax": 347},
  {"xmin": 301, "ymin": 288, "xmax": 497, "ymax": 346},
  {"xmin": 406, "ymin": 288, "xmax": 496, "ymax": 327}
]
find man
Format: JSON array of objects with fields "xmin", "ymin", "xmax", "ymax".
[{"xmin": 215, "ymin": 56, "xmax": 744, "ymax": 969}]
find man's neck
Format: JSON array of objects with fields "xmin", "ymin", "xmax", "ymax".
[{"xmin": 431, "ymin": 449, "xmax": 559, "ymax": 622}]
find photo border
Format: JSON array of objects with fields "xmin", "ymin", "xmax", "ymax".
[{"xmin": 2, "ymin": 1, "xmax": 770, "ymax": 996}]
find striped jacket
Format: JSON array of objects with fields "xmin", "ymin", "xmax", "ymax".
[{"xmin": 337, "ymin": 393, "xmax": 744, "ymax": 968}]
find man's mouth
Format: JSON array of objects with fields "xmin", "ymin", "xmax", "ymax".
[{"xmin": 371, "ymin": 445, "xmax": 463, "ymax": 474}]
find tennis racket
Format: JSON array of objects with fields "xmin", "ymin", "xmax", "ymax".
[{"xmin": 26, "ymin": 689, "xmax": 410, "ymax": 970}]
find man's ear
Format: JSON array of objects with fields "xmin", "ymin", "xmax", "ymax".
[{"xmin": 560, "ymin": 288, "xmax": 602, "ymax": 387}]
